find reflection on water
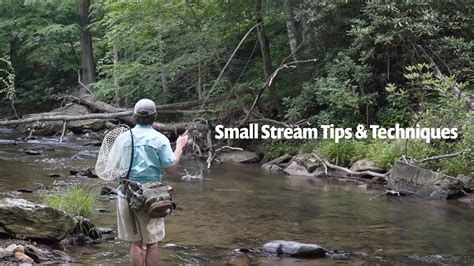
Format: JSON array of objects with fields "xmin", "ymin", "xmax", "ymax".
[{"xmin": 0, "ymin": 133, "xmax": 473, "ymax": 265}]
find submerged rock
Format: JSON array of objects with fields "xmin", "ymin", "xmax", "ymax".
[
  {"xmin": 0, "ymin": 198, "xmax": 75, "ymax": 242},
  {"xmin": 283, "ymin": 161, "xmax": 314, "ymax": 177},
  {"xmin": 181, "ymin": 170, "xmax": 204, "ymax": 181},
  {"xmin": 96, "ymin": 227, "xmax": 114, "ymax": 234},
  {"xmin": 70, "ymin": 168, "xmax": 98, "ymax": 178},
  {"xmin": 14, "ymin": 251, "xmax": 34, "ymax": 263},
  {"xmin": 23, "ymin": 148, "xmax": 44, "ymax": 155},
  {"xmin": 388, "ymin": 160, "xmax": 464, "ymax": 199},
  {"xmin": 457, "ymin": 194, "xmax": 474, "ymax": 208},
  {"xmin": 0, "ymin": 139, "xmax": 16, "ymax": 145},
  {"xmin": 73, "ymin": 216, "xmax": 101, "ymax": 240},
  {"xmin": 216, "ymin": 151, "xmax": 260, "ymax": 164},
  {"xmin": 262, "ymin": 163, "xmax": 284, "ymax": 173},
  {"xmin": 327, "ymin": 250, "xmax": 351, "ymax": 261},
  {"xmin": 100, "ymin": 186, "xmax": 117, "ymax": 195},
  {"xmin": 263, "ymin": 240, "xmax": 326, "ymax": 257},
  {"xmin": 1, "ymin": 244, "xmax": 73, "ymax": 264},
  {"xmin": 4, "ymin": 244, "xmax": 18, "ymax": 257}
]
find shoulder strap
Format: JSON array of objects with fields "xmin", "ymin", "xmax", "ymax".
[{"xmin": 126, "ymin": 127, "xmax": 134, "ymax": 179}]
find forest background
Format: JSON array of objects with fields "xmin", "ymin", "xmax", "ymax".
[{"xmin": 0, "ymin": 0, "xmax": 472, "ymax": 176}]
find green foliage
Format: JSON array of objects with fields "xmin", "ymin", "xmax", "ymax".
[
  {"xmin": 0, "ymin": 56, "xmax": 15, "ymax": 101},
  {"xmin": 0, "ymin": 0, "xmax": 472, "ymax": 178},
  {"xmin": 365, "ymin": 141, "xmax": 403, "ymax": 170},
  {"xmin": 91, "ymin": 0, "xmax": 258, "ymax": 106},
  {"xmin": 438, "ymin": 157, "xmax": 472, "ymax": 177},
  {"xmin": 0, "ymin": 1, "xmax": 79, "ymax": 112},
  {"xmin": 317, "ymin": 140, "xmax": 367, "ymax": 167},
  {"xmin": 285, "ymin": 53, "xmax": 374, "ymax": 126},
  {"xmin": 299, "ymin": 140, "xmax": 319, "ymax": 154},
  {"xmin": 381, "ymin": 64, "xmax": 473, "ymax": 173},
  {"xmin": 42, "ymin": 185, "xmax": 99, "ymax": 218},
  {"xmin": 259, "ymin": 140, "xmax": 300, "ymax": 157}
]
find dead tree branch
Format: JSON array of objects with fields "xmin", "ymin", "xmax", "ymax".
[
  {"xmin": 322, "ymin": 159, "xmax": 388, "ymax": 182},
  {"xmin": 417, "ymin": 44, "xmax": 473, "ymax": 110},
  {"xmin": 239, "ymin": 58, "xmax": 317, "ymax": 126},
  {"xmin": 412, "ymin": 149, "xmax": 471, "ymax": 164}
]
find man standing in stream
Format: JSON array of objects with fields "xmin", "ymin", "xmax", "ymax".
[{"xmin": 116, "ymin": 98, "xmax": 188, "ymax": 266}]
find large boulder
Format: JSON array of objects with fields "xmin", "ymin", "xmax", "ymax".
[
  {"xmin": 292, "ymin": 153, "xmax": 322, "ymax": 172},
  {"xmin": 0, "ymin": 198, "xmax": 75, "ymax": 242},
  {"xmin": 263, "ymin": 240, "xmax": 326, "ymax": 257},
  {"xmin": 216, "ymin": 151, "xmax": 260, "ymax": 163},
  {"xmin": 350, "ymin": 159, "xmax": 382, "ymax": 172},
  {"xmin": 456, "ymin": 175, "xmax": 474, "ymax": 191},
  {"xmin": 262, "ymin": 153, "xmax": 292, "ymax": 173},
  {"xmin": 388, "ymin": 160, "xmax": 464, "ymax": 199}
]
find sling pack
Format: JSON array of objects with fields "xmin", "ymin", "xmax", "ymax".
[
  {"xmin": 121, "ymin": 127, "xmax": 177, "ymax": 219},
  {"xmin": 122, "ymin": 180, "xmax": 176, "ymax": 218}
]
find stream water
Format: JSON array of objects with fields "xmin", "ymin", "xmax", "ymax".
[{"xmin": 0, "ymin": 128, "xmax": 473, "ymax": 265}]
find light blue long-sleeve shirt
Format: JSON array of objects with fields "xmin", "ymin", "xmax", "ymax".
[
  {"xmin": 127, "ymin": 124, "xmax": 176, "ymax": 183},
  {"xmin": 115, "ymin": 124, "xmax": 175, "ymax": 196}
]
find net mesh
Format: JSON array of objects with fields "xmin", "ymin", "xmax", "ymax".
[{"xmin": 95, "ymin": 125, "xmax": 133, "ymax": 181}]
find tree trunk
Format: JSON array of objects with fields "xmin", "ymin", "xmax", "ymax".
[
  {"xmin": 255, "ymin": 0, "xmax": 283, "ymax": 118},
  {"xmin": 113, "ymin": 44, "xmax": 120, "ymax": 106},
  {"xmin": 161, "ymin": 71, "xmax": 168, "ymax": 94},
  {"xmin": 196, "ymin": 61, "xmax": 203, "ymax": 99},
  {"xmin": 79, "ymin": 0, "xmax": 95, "ymax": 91},
  {"xmin": 283, "ymin": 0, "xmax": 299, "ymax": 61}
]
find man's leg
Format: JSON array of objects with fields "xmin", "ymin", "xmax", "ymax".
[
  {"xmin": 130, "ymin": 241, "xmax": 144, "ymax": 266},
  {"xmin": 145, "ymin": 242, "xmax": 159, "ymax": 266}
]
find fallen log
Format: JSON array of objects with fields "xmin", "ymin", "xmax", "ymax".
[
  {"xmin": 0, "ymin": 111, "xmax": 132, "ymax": 126},
  {"xmin": 71, "ymin": 94, "xmax": 228, "ymax": 113},
  {"xmin": 69, "ymin": 91, "xmax": 251, "ymax": 132},
  {"xmin": 322, "ymin": 159, "xmax": 388, "ymax": 182},
  {"xmin": 0, "ymin": 109, "xmax": 215, "ymax": 132}
]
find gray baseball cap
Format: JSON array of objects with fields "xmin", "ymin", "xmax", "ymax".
[{"xmin": 134, "ymin": 99, "xmax": 156, "ymax": 117}]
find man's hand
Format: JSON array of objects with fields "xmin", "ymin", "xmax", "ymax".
[
  {"xmin": 176, "ymin": 130, "xmax": 189, "ymax": 151},
  {"xmin": 164, "ymin": 131, "xmax": 189, "ymax": 175}
]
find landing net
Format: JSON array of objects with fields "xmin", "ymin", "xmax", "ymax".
[{"xmin": 95, "ymin": 125, "xmax": 132, "ymax": 181}]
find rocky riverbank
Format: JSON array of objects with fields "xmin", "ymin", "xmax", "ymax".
[
  {"xmin": 0, "ymin": 190, "xmax": 115, "ymax": 263},
  {"xmin": 214, "ymin": 149, "xmax": 473, "ymax": 205}
]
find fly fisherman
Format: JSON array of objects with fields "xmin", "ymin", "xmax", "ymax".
[{"xmin": 116, "ymin": 99, "xmax": 188, "ymax": 265}]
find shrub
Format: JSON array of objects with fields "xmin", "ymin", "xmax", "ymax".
[
  {"xmin": 42, "ymin": 184, "xmax": 99, "ymax": 218},
  {"xmin": 259, "ymin": 140, "xmax": 300, "ymax": 157},
  {"xmin": 366, "ymin": 141, "xmax": 403, "ymax": 170},
  {"xmin": 439, "ymin": 157, "xmax": 472, "ymax": 177},
  {"xmin": 317, "ymin": 140, "xmax": 367, "ymax": 167},
  {"xmin": 299, "ymin": 140, "xmax": 319, "ymax": 154}
]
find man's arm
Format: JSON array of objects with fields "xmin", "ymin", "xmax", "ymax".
[{"xmin": 164, "ymin": 131, "xmax": 188, "ymax": 175}]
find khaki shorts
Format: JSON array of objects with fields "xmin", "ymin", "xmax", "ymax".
[{"xmin": 117, "ymin": 196, "xmax": 165, "ymax": 244}]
